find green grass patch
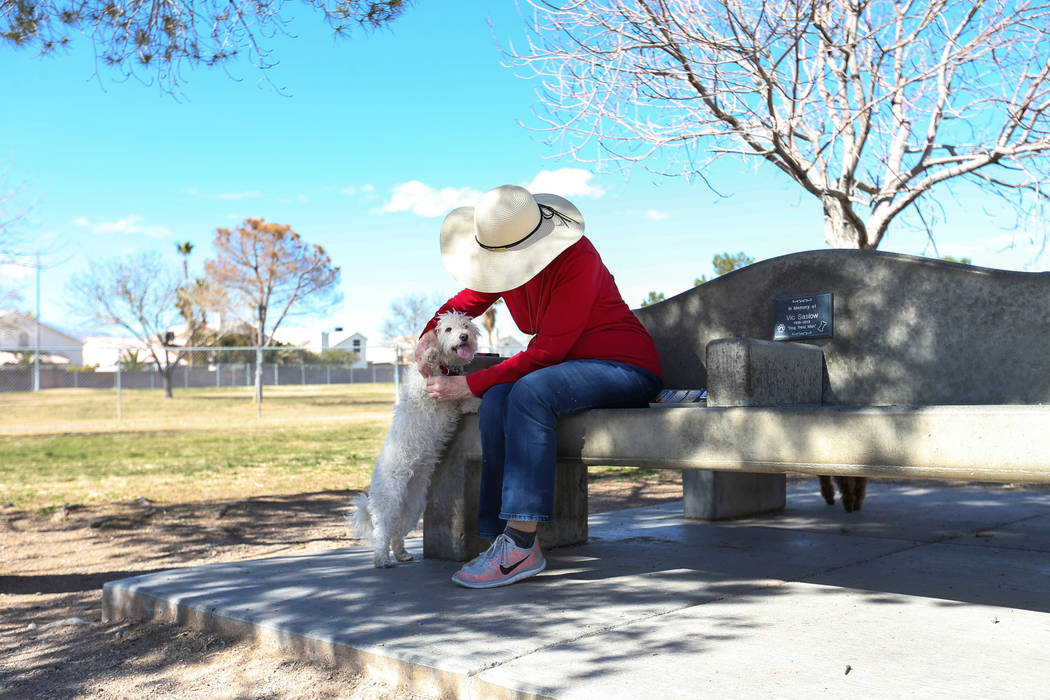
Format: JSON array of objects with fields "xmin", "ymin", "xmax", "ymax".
[
  {"xmin": 0, "ymin": 385, "xmax": 395, "ymax": 509},
  {"xmin": 0, "ymin": 384, "xmax": 666, "ymax": 511}
]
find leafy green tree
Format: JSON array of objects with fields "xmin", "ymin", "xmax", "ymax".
[
  {"xmin": 695, "ymin": 252, "xmax": 755, "ymax": 286},
  {"xmin": 639, "ymin": 291, "xmax": 665, "ymax": 307},
  {"xmin": 644, "ymin": 251, "xmax": 756, "ymax": 307},
  {"xmin": 317, "ymin": 348, "xmax": 359, "ymax": 366},
  {"xmin": 173, "ymin": 241, "xmax": 219, "ymax": 367},
  {"xmin": 1, "ymin": 0, "xmax": 412, "ymax": 91},
  {"xmin": 940, "ymin": 255, "xmax": 972, "ymax": 265},
  {"xmin": 176, "ymin": 242, "xmax": 194, "ymax": 281},
  {"xmin": 118, "ymin": 349, "xmax": 151, "ymax": 371}
]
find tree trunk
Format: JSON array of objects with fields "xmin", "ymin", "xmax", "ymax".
[
  {"xmin": 822, "ymin": 197, "xmax": 868, "ymax": 249},
  {"xmin": 816, "ymin": 206, "xmax": 872, "ymax": 510},
  {"xmin": 162, "ymin": 364, "xmax": 174, "ymax": 399}
]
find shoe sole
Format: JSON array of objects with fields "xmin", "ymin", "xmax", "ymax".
[{"xmin": 451, "ymin": 559, "xmax": 547, "ymax": 589}]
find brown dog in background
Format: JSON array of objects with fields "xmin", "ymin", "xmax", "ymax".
[{"xmin": 819, "ymin": 475, "xmax": 868, "ymax": 512}]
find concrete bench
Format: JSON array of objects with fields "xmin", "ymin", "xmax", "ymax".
[{"xmin": 424, "ymin": 249, "xmax": 1050, "ymax": 561}]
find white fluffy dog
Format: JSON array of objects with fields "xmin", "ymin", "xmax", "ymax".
[{"xmin": 349, "ymin": 311, "xmax": 482, "ymax": 567}]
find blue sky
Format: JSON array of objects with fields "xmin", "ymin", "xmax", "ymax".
[{"xmin": 2, "ymin": 3, "xmax": 1047, "ymax": 347}]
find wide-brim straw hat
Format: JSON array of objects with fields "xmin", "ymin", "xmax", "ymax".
[{"xmin": 440, "ymin": 184, "xmax": 585, "ymax": 293}]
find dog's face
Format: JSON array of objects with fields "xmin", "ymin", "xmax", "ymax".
[{"xmin": 434, "ymin": 311, "xmax": 481, "ymax": 368}]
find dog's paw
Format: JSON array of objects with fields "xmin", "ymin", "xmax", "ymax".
[
  {"xmin": 394, "ymin": 551, "xmax": 414, "ymax": 563},
  {"xmin": 373, "ymin": 554, "xmax": 395, "ymax": 568},
  {"xmin": 422, "ymin": 347, "xmax": 439, "ymax": 365},
  {"xmin": 818, "ymin": 475, "xmax": 836, "ymax": 505}
]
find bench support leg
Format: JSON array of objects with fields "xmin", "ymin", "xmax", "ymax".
[
  {"xmin": 683, "ymin": 470, "xmax": 786, "ymax": 520},
  {"xmin": 678, "ymin": 337, "xmax": 821, "ymax": 520},
  {"xmin": 424, "ymin": 418, "xmax": 588, "ymax": 561}
]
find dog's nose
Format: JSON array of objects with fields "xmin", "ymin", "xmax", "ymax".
[{"xmin": 459, "ymin": 333, "xmax": 469, "ymax": 342}]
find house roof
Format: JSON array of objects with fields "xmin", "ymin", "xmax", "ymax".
[{"xmin": 0, "ymin": 310, "xmax": 84, "ymax": 345}]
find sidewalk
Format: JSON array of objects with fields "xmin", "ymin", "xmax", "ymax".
[{"xmin": 103, "ymin": 481, "xmax": 1050, "ymax": 699}]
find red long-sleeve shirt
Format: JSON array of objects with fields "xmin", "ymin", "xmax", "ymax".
[{"xmin": 424, "ymin": 236, "xmax": 663, "ymax": 397}]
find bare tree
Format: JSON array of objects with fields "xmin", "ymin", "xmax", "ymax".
[
  {"xmin": 514, "ymin": 0, "xmax": 1050, "ymax": 251},
  {"xmin": 380, "ymin": 293, "xmax": 445, "ymax": 346},
  {"xmin": 0, "ymin": 165, "xmax": 31, "ymax": 308},
  {"xmin": 1, "ymin": 0, "xmax": 411, "ymax": 91},
  {"xmin": 66, "ymin": 251, "xmax": 202, "ymax": 398},
  {"xmin": 205, "ymin": 218, "xmax": 341, "ymax": 404}
]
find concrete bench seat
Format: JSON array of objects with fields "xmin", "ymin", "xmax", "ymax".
[
  {"xmin": 557, "ymin": 403, "xmax": 1050, "ymax": 482},
  {"xmin": 423, "ymin": 249, "xmax": 1050, "ymax": 561},
  {"xmin": 424, "ymin": 401, "xmax": 1050, "ymax": 560}
]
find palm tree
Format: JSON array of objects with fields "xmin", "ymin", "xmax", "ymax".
[{"xmin": 176, "ymin": 241, "xmax": 194, "ymax": 282}]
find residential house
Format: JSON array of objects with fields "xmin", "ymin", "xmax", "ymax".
[
  {"xmin": 81, "ymin": 335, "xmax": 154, "ymax": 370},
  {"xmin": 272, "ymin": 326, "xmax": 369, "ymax": 369},
  {"xmin": 0, "ymin": 310, "xmax": 83, "ymax": 365}
]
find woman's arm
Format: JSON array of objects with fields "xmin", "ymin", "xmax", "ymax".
[
  {"xmin": 420, "ymin": 289, "xmax": 501, "ymax": 335},
  {"xmin": 466, "ymin": 243, "xmax": 602, "ymax": 395}
]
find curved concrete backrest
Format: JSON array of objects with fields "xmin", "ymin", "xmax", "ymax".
[{"xmin": 633, "ymin": 249, "xmax": 1050, "ymax": 405}]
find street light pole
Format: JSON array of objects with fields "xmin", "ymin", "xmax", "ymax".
[{"xmin": 33, "ymin": 250, "xmax": 40, "ymax": 392}]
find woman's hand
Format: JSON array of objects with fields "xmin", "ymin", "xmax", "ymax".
[
  {"xmin": 415, "ymin": 329, "xmax": 439, "ymax": 377},
  {"xmin": 426, "ymin": 375, "xmax": 473, "ymax": 402}
]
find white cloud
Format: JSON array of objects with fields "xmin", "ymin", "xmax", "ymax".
[
  {"xmin": 524, "ymin": 168, "xmax": 605, "ymax": 197},
  {"xmin": 71, "ymin": 214, "xmax": 171, "ymax": 238},
  {"xmin": 380, "ymin": 172, "xmax": 604, "ymax": 218},
  {"xmin": 297, "ymin": 194, "xmax": 309, "ymax": 203},
  {"xmin": 645, "ymin": 210, "xmax": 670, "ymax": 221},
  {"xmin": 382, "ymin": 181, "xmax": 483, "ymax": 218},
  {"xmin": 342, "ymin": 183, "xmax": 376, "ymax": 197}
]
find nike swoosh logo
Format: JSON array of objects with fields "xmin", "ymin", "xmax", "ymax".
[{"xmin": 500, "ymin": 557, "xmax": 530, "ymax": 575}]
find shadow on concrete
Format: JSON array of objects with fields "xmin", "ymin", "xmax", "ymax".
[{"xmin": 95, "ymin": 482, "xmax": 1050, "ymax": 698}]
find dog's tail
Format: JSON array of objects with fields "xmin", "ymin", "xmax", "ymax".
[{"xmin": 347, "ymin": 492, "xmax": 373, "ymax": 540}]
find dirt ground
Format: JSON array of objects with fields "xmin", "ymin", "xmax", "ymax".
[{"xmin": 0, "ymin": 472, "xmax": 686, "ymax": 699}]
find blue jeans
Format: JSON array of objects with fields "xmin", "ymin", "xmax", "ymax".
[{"xmin": 476, "ymin": 360, "xmax": 662, "ymax": 538}]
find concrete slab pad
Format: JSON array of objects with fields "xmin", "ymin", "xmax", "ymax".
[
  {"xmin": 726, "ymin": 481, "xmax": 1050, "ymax": 544},
  {"xmin": 103, "ymin": 523, "xmax": 906, "ymax": 688},
  {"xmin": 103, "ymin": 483, "xmax": 1050, "ymax": 699},
  {"xmin": 477, "ymin": 582, "xmax": 1050, "ymax": 700},
  {"xmin": 805, "ymin": 540, "xmax": 1050, "ymax": 612}
]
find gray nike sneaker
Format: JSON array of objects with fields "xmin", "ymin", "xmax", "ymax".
[{"xmin": 451, "ymin": 533, "xmax": 546, "ymax": 588}]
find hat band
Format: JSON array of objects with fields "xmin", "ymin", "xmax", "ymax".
[{"xmin": 475, "ymin": 204, "xmax": 579, "ymax": 251}]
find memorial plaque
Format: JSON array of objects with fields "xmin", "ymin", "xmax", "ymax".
[{"xmin": 773, "ymin": 293, "xmax": 834, "ymax": 340}]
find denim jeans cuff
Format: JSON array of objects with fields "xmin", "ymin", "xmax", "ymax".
[{"xmin": 498, "ymin": 512, "xmax": 553, "ymax": 523}]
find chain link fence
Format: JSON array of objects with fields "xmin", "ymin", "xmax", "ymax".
[{"xmin": 0, "ymin": 345, "xmax": 403, "ymax": 394}]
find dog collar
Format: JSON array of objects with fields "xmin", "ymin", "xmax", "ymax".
[{"xmin": 438, "ymin": 364, "xmax": 463, "ymax": 376}]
